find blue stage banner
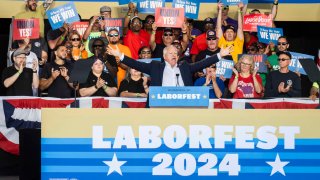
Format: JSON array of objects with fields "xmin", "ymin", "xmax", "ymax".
[
  {"xmin": 119, "ymin": 0, "xmax": 137, "ymax": 5},
  {"xmin": 137, "ymin": 0, "xmax": 165, "ymax": 14},
  {"xmin": 149, "ymin": 86, "xmax": 209, "ymax": 107},
  {"xmin": 215, "ymin": 59, "xmax": 234, "ymax": 79},
  {"xmin": 288, "ymin": 52, "xmax": 315, "ymax": 75},
  {"xmin": 54, "ymin": 0, "xmax": 320, "ymax": 3},
  {"xmin": 172, "ymin": 0, "xmax": 200, "ymax": 19},
  {"xmin": 239, "ymin": 54, "xmax": 268, "ymax": 73},
  {"xmin": 221, "ymin": 0, "xmax": 248, "ymax": 6},
  {"xmin": 41, "ymin": 109, "xmax": 320, "ymax": 180},
  {"xmin": 257, "ymin": 26, "xmax": 283, "ymax": 44},
  {"xmin": 46, "ymin": 2, "xmax": 80, "ymax": 30}
]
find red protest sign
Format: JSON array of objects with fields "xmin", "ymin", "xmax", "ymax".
[
  {"xmin": 155, "ymin": 7, "xmax": 184, "ymax": 28},
  {"xmin": 103, "ymin": 18, "xmax": 124, "ymax": 36},
  {"xmin": 72, "ymin": 22, "xmax": 89, "ymax": 38},
  {"xmin": 243, "ymin": 14, "xmax": 272, "ymax": 32},
  {"xmin": 12, "ymin": 19, "xmax": 40, "ymax": 40}
]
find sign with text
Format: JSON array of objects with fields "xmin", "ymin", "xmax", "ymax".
[
  {"xmin": 239, "ymin": 54, "xmax": 268, "ymax": 73},
  {"xmin": 215, "ymin": 59, "xmax": 234, "ymax": 78},
  {"xmin": 41, "ymin": 108, "xmax": 320, "ymax": 180},
  {"xmin": 257, "ymin": 26, "xmax": 283, "ymax": 44},
  {"xmin": 103, "ymin": 18, "xmax": 125, "ymax": 37},
  {"xmin": 12, "ymin": 19, "xmax": 40, "ymax": 40},
  {"xmin": 46, "ymin": 2, "xmax": 80, "ymax": 30},
  {"xmin": 71, "ymin": 22, "xmax": 89, "ymax": 38},
  {"xmin": 119, "ymin": 0, "xmax": 137, "ymax": 5},
  {"xmin": 221, "ymin": 0, "xmax": 248, "ymax": 6},
  {"xmin": 288, "ymin": 52, "xmax": 315, "ymax": 75},
  {"xmin": 137, "ymin": 0, "xmax": 165, "ymax": 14},
  {"xmin": 155, "ymin": 7, "xmax": 184, "ymax": 28},
  {"xmin": 149, "ymin": 86, "xmax": 209, "ymax": 107},
  {"xmin": 243, "ymin": 14, "xmax": 272, "ymax": 32},
  {"xmin": 172, "ymin": 0, "xmax": 199, "ymax": 19}
]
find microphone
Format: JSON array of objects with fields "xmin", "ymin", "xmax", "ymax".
[{"xmin": 176, "ymin": 74, "xmax": 180, "ymax": 87}]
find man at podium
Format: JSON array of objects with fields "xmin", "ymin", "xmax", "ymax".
[{"xmin": 107, "ymin": 45, "xmax": 232, "ymax": 87}]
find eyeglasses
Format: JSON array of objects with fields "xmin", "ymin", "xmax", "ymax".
[
  {"xmin": 141, "ymin": 51, "xmax": 151, "ymax": 54},
  {"xmin": 278, "ymin": 42, "xmax": 288, "ymax": 46},
  {"xmin": 71, "ymin": 38, "xmax": 80, "ymax": 41},
  {"xmin": 93, "ymin": 44, "xmax": 103, "ymax": 48},
  {"xmin": 108, "ymin": 33, "xmax": 119, "ymax": 37},
  {"xmin": 164, "ymin": 33, "xmax": 173, "ymax": 37},
  {"xmin": 66, "ymin": 45, "xmax": 73, "ymax": 49},
  {"xmin": 206, "ymin": 38, "xmax": 216, "ymax": 41},
  {"xmin": 16, "ymin": 56, "xmax": 26, "ymax": 59},
  {"xmin": 241, "ymin": 62, "xmax": 251, "ymax": 66},
  {"xmin": 248, "ymin": 48, "xmax": 256, "ymax": 52},
  {"xmin": 277, "ymin": 58, "xmax": 290, "ymax": 61},
  {"xmin": 132, "ymin": 22, "xmax": 141, "ymax": 25}
]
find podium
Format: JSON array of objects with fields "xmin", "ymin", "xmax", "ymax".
[{"xmin": 148, "ymin": 86, "xmax": 210, "ymax": 107}]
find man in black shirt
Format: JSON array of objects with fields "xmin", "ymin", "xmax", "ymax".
[
  {"xmin": 2, "ymin": 49, "xmax": 39, "ymax": 96},
  {"xmin": 265, "ymin": 51, "xmax": 301, "ymax": 97},
  {"xmin": 39, "ymin": 45, "xmax": 74, "ymax": 98}
]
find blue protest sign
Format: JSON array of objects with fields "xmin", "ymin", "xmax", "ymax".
[
  {"xmin": 172, "ymin": 0, "xmax": 200, "ymax": 19},
  {"xmin": 149, "ymin": 86, "xmax": 209, "ymax": 107},
  {"xmin": 239, "ymin": 54, "xmax": 268, "ymax": 73},
  {"xmin": 221, "ymin": 0, "xmax": 248, "ymax": 6},
  {"xmin": 137, "ymin": 58, "xmax": 161, "ymax": 63},
  {"xmin": 257, "ymin": 26, "xmax": 283, "ymax": 44},
  {"xmin": 137, "ymin": 0, "xmax": 165, "ymax": 14},
  {"xmin": 288, "ymin": 52, "xmax": 315, "ymax": 75},
  {"xmin": 119, "ymin": 0, "xmax": 137, "ymax": 5},
  {"xmin": 215, "ymin": 59, "xmax": 234, "ymax": 79},
  {"xmin": 46, "ymin": 2, "xmax": 79, "ymax": 30}
]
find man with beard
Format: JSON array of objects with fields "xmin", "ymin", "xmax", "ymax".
[
  {"xmin": 123, "ymin": 16, "xmax": 150, "ymax": 59},
  {"xmin": 107, "ymin": 28, "xmax": 132, "ymax": 87},
  {"xmin": 2, "ymin": 49, "xmax": 39, "ymax": 96},
  {"xmin": 217, "ymin": 2, "xmax": 244, "ymax": 63},
  {"xmin": 39, "ymin": 44, "xmax": 74, "ymax": 98},
  {"xmin": 15, "ymin": 0, "xmax": 54, "ymax": 38}
]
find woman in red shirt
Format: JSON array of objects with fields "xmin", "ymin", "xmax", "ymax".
[{"xmin": 228, "ymin": 55, "xmax": 263, "ymax": 98}]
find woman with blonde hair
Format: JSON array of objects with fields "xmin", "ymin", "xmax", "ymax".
[
  {"xmin": 68, "ymin": 30, "xmax": 88, "ymax": 60},
  {"xmin": 228, "ymin": 55, "xmax": 263, "ymax": 98}
]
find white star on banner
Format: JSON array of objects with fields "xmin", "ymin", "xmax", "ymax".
[
  {"xmin": 103, "ymin": 153, "xmax": 127, "ymax": 176},
  {"xmin": 266, "ymin": 153, "xmax": 290, "ymax": 176}
]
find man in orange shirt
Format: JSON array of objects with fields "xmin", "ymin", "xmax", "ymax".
[{"xmin": 107, "ymin": 28, "xmax": 132, "ymax": 87}]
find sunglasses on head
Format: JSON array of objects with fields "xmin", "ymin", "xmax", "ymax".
[
  {"xmin": 278, "ymin": 42, "xmax": 288, "ymax": 46},
  {"xmin": 108, "ymin": 33, "xmax": 119, "ymax": 37},
  {"xmin": 93, "ymin": 44, "xmax": 103, "ymax": 48},
  {"xmin": 278, "ymin": 58, "xmax": 290, "ymax": 61},
  {"xmin": 71, "ymin": 38, "xmax": 80, "ymax": 41},
  {"xmin": 164, "ymin": 33, "xmax": 173, "ymax": 37}
]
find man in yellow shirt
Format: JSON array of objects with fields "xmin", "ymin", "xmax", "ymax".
[
  {"xmin": 216, "ymin": 2, "xmax": 244, "ymax": 63},
  {"xmin": 15, "ymin": 0, "xmax": 54, "ymax": 38},
  {"xmin": 107, "ymin": 28, "xmax": 132, "ymax": 87}
]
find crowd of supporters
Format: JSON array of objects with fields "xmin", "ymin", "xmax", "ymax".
[{"xmin": 2, "ymin": 0, "xmax": 319, "ymax": 100}]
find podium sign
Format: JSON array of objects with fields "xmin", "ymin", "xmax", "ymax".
[{"xmin": 149, "ymin": 86, "xmax": 209, "ymax": 107}]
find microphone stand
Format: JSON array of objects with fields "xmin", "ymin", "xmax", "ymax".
[
  {"xmin": 176, "ymin": 74, "xmax": 180, "ymax": 87},
  {"xmin": 73, "ymin": 81, "xmax": 78, "ymax": 108}
]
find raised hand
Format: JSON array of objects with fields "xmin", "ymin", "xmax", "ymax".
[
  {"xmin": 252, "ymin": 67, "xmax": 259, "ymax": 76},
  {"xmin": 59, "ymin": 67, "xmax": 68, "ymax": 78},
  {"xmin": 32, "ymin": 59, "xmax": 38, "ymax": 72},
  {"xmin": 232, "ymin": 67, "xmax": 239, "ymax": 77},
  {"xmin": 107, "ymin": 45, "xmax": 122, "ymax": 57},
  {"xmin": 219, "ymin": 45, "xmax": 233, "ymax": 57},
  {"xmin": 152, "ymin": 23, "xmax": 157, "ymax": 31},
  {"xmin": 278, "ymin": 82, "xmax": 285, "ymax": 93}
]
